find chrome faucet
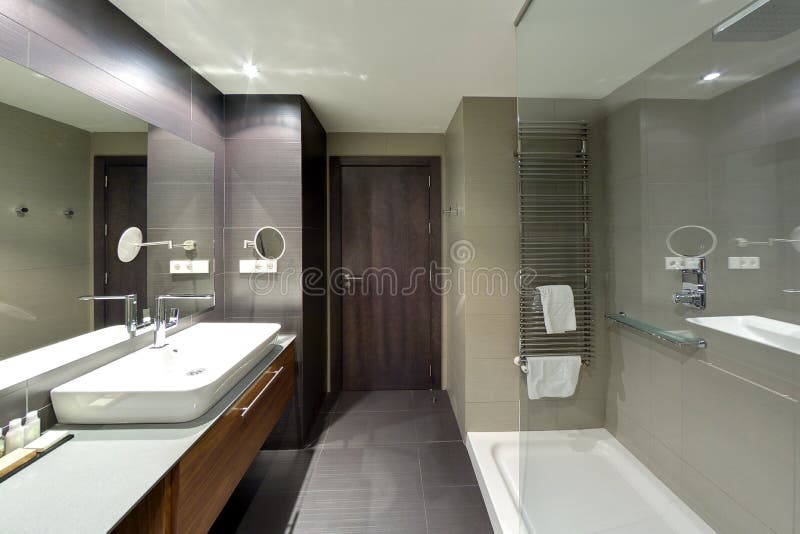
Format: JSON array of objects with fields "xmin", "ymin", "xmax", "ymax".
[
  {"xmin": 152, "ymin": 294, "xmax": 214, "ymax": 348},
  {"xmin": 78, "ymin": 294, "xmax": 149, "ymax": 334},
  {"xmin": 672, "ymin": 257, "xmax": 707, "ymax": 310}
]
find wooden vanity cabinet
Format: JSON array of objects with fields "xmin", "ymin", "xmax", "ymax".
[{"xmin": 115, "ymin": 343, "xmax": 295, "ymax": 534}]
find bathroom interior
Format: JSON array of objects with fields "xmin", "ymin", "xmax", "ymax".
[{"xmin": 0, "ymin": 0, "xmax": 799, "ymax": 533}]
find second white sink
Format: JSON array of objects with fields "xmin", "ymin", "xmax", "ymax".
[
  {"xmin": 52, "ymin": 322, "xmax": 281, "ymax": 424},
  {"xmin": 687, "ymin": 315, "xmax": 800, "ymax": 355}
]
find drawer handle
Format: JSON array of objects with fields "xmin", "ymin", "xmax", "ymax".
[{"xmin": 237, "ymin": 366, "xmax": 284, "ymax": 418}]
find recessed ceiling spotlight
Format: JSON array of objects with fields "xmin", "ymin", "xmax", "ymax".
[
  {"xmin": 703, "ymin": 71, "xmax": 721, "ymax": 81},
  {"xmin": 242, "ymin": 62, "xmax": 259, "ymax": 79}
]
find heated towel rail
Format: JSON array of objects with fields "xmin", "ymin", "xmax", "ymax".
[{"xmin": 518, "ymin": 121, "xmax": 593, "ymax": 366}]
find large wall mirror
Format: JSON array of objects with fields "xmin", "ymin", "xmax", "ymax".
[{"xmin": 0, "ymin": 56, "xmax": 215, "ymax": 362}]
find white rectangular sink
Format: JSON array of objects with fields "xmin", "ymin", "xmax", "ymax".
[
  {"xmin": 52, "ymin": 322, "xmax": 281, "ymax": 424},
  {"xmin": 686, "ymin": 315, "xmax": 800, "ymax": 355}
]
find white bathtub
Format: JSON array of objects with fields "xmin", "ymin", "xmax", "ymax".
[{"xmin": 467, "ymin": 429, "xmax": 714, "ymax": 534}]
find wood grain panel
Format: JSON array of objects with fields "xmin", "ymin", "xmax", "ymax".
[
  {"xmin": 172, "ymin": 344, "xmax": 295, "ymax": 533},
  {"xmin": 113, "ymin": 474, "xmax": 172, "ymax": 534}
]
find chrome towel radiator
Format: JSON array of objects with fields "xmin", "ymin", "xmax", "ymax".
[{"xmin": 517, "ymin": 121, "xmax": 593, "ymax": 367}]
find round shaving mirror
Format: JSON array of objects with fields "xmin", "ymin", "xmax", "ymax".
[
  {"xmin": 251, "ymin": 226, "xmax": 286, "ymax": 261},
  {"xmin": 666, "ymin": 225, "xmax": 718, "ymax": 258}
]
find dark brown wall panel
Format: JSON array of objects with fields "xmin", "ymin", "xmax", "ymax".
[{"xmin": 223, "ymin": 95, "xmax": 327, "ymax": 448}]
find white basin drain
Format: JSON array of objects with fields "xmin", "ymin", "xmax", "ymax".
[{"xmin": 186, "ymin": 368, "xmax": 206, "ymax": 376}]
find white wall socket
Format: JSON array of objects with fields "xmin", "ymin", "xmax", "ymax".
[
  {"xmin": 239, "ymin": 259, "xmax": 277, "ymax": 273},
  {"xmin": 169, "ymin": 260, "xmax": 209, "ymax": 274},
  {"xmin": 665, "ymin": 257, "xmax": 701, "ymax": 270},
  {"xmin": 728, "ymin": 257, "xmax": 760, "ymax": 270}
]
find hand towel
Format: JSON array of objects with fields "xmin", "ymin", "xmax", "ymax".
[
  {"xmin": 525, "ymin": 356, "xmax": 582, "ymax": 400},
  {"xmin": 537, "ymin": 285, "xmax": 576, "ymax": 334}
]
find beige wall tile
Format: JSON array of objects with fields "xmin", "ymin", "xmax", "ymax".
[
  {"xmin": 465, "ymin": 358, "xmax": 519, "ymax": 403},
  {"xmin": 464, "ymin": 313, "xmax": 518, "ymax": 359},
  {"xmin": 465, "ymin": 401, "xmax": 519, "ymax": 432},
  {"xmin": 683, "ymin": 359, "xmax": 795, "ymax": 534},
  {"xmin": 649, "ymin": 344, "xmax": 685, "ymax": 453},
  {"xmin": 681, "ymin": 460, "xmax": 774, "ymax": 534}
]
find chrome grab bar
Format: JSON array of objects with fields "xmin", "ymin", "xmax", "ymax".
[{"xmin": 237, "ymin": 367, "xmax": 284, "ymax": 418}]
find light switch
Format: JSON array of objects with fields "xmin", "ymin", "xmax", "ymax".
[
  {"xmin": 665, "ymin": 257, "xmax": 701, "ymax": 270},
  {"xmin": 170, "ymin": 260, "xmax": 210, "ymax": 274},
  {"xmin": 728, "ymin": 257, "xmax": 760, "ymax": 270},
  {"xmin": 239, "ymin": 259, "xmax": 277, "ymax": 273}
]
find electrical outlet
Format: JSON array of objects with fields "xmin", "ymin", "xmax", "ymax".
[
  {"xmin": 665, "ymin": 257, "xmax": 685, "ymax": 270},
  {"xmin": 665, "ymin": 257, "xmax": 701, "ymax": 270},
  {"xmin": 239, "ymin": 259, "xmax": 277, "ymax": 273},
  {"xmin": 728, "ymin": 256, "xmax": 760, "ymax": 270},
  {"xmin": 169, "ymin": 260, "xmax": 209, "ymax": 274}
]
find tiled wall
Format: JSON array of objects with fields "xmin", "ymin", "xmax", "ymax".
[
  {"xmin": 223, "ymin": 95, "xmax": 327, "ymax": 448},
  {"xmin": 445, "ymin": 97, "xmax": 522, "ymax": 433},
  {"xmin": 604, "ymin": 61, "xmax": 800, "ymax": 533},
  {"xmin": 0, "ymin": 0, "xmax": 224, "ymax": 431},
  {"xmin": 146, "ymin": 126, "xmax": 215, "ymax": 316},
  {"xmin": 0, "ymin": 101, "xmax": 91, "ymax": 359},
  {"xmin": 444, "ymin": 103, "xmax": 467, "ymax": 432}
]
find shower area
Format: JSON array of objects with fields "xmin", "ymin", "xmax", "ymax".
[{"xmin": 469, "ymin": 1, "xmax": 800, "ymax": 533}]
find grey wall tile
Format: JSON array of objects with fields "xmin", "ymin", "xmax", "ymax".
[
  {"xmin": 224, "ymin": 95, "xmax": 302, "ymax": 140},
  {"xmin": 190, "ymin": 69, "xmax": 224, "ymax": 137},
  {"xmin": 225, "ymin": 138, "xmax": 302, "ymax": 186},
  {"xmin": 225, "ymin": 182, "xmax": 302, "ymax": 229},
  {"xmin": 0, "ymin": 383, "xmax": 26, "ymax": 429},
  {"xmin": 0, "ymin": 12, "xmax": 27, "ymax": 65},
  {"xmin": 683, "ymin": 359, "xmax": 795, "ymax": 533}
]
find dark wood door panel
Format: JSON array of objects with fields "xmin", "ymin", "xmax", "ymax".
[
  {"xmin": 93, "ymin": 157, "xmax": 147, "ymax": 328},
  {"xmin": 341, "ymin": 164, "xmax": 432, "ymax": 390}
]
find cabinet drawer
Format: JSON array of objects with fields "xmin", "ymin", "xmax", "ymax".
[{"xmin": 172, "ymin": 344, "xmax": 294, "ymax": 533}]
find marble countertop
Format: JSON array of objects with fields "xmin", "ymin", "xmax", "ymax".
[{"xmin": 0, "ymin": 334, "xmax": 295, "ymax": 534}]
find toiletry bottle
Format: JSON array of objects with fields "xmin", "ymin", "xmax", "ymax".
[
  {"xmin": 23, "ymin": 411, "xmax": 40, "ymax": 445},
  {"xmin": 5, "ymin": 419, "xmax": 23, "ymax": 453},
  {"xmin": 0, "ymin": 433, "xmax": 5, "ymax": 458}
]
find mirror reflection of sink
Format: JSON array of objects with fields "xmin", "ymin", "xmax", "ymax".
[
  {"xmin": 686, "ymin": 315, "xmax": 800, "ymax": 355},
  {"xmin": 52, "ymin": 323, "xmax": 280, "ymax": 424}
]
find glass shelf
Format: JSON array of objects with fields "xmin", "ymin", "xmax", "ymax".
[{"xmin": 605, "ymin": 313, "xmax": 707, "ymax": 349}]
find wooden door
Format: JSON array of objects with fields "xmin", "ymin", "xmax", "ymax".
[
  {"xmin": 337, "ymin": 159, "xmax": 438, "ymax": 390},
  {"xmin": 93, "ymin": 157, "xmax": 147, "ymax": 328}
]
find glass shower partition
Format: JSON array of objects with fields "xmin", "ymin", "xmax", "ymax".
[{"xmin": 516, "ymin": 0, "xmax": 800, "ymax": 532}]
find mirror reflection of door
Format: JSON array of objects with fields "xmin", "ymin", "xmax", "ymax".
[{"xmin": 93, "ymin": 156, "xmax": 147, "ymax": 328}]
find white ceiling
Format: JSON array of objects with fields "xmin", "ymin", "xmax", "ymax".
[
  {"xmin": 0, "ymin": 57, "xmax": 147, "ymax": 132},
  {"xmin": 516, "ymin": 0, "xmax": 755, "ymax": 99},
  {"xmin": 108, "ymin": 0, "xmax": 760, "ymax": 133},
  {"xmin": 110, "ymin": 0, "xmax": 525, "ymax": 133}
]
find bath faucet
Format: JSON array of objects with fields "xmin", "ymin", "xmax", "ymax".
[
  {"xmin": 152, "ymin": 294, "xmax": 214, "ymax": 348},
  {"xmin": 77, "ymin": 294, "xmax": 149, "ymax": 334}
]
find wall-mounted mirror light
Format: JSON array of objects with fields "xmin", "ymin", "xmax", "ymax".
[
  {"xmin": 735, "ymin": 226, "xmax": 800, "ymax": 252},
  {"xmin": 666, "ymin": 225, "xmax": 718, "ymax": 257},
  {"xmin": 117, "ymin": 226, "xmax": 197, "ymax": 263},
  {"xmin": 244, "ymin": 226, "xmax": 286, "ymax": 261}
]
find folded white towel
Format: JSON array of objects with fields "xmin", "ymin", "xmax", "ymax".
[
  {"xmin": 525, "ymin": 356, "xmax": 582, "ymax": 399},
  {"xmin": 537, "ymin": 285, "xmax": 576, "ymax": 334}
]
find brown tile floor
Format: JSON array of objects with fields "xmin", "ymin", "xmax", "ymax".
[{"xmin": 212, "ymin": 390, "xmax": 493, "ymax": 534}]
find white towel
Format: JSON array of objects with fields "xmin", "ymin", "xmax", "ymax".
[
  {"xmin": 525, "ymin": 356, "xmax": 582, "ymax": 400},
  {"xmin": 537, "ymin": 285, "xmax": 576, "ymax": 334}
]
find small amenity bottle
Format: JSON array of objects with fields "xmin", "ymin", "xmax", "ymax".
[
  {"xmin": 23, "ymin": 411, "xmax": 40, "ymax": 445},
  {"xmin": 5, "ymin": 419, "xmax": 23, "ymax": 453}
]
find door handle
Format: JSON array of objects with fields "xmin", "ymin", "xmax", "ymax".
[{"xmin": 344, "ymin": 273, "xmax": 363, "ymax": 289}]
